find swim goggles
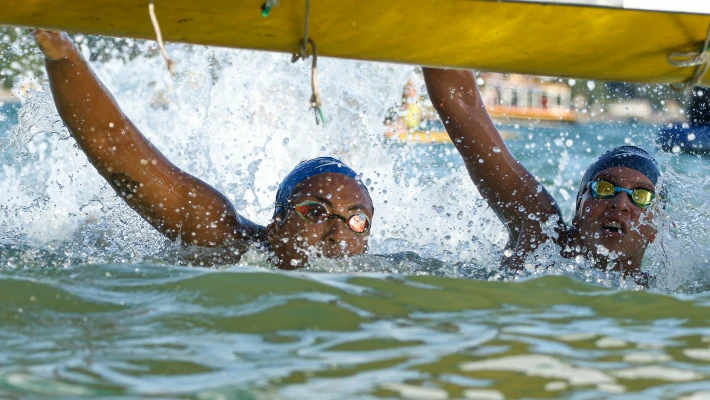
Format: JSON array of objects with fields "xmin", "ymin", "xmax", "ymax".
[
  {"xmin": 280, "ymin": 200, "xmax": 371, "ymax": 234},
  {"xmin": 588, "ymin": 179, "xmax": 655, "ymax": 209}
]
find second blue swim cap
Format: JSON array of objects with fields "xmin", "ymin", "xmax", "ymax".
[
  {"xmin": 576, "ymin": 146, "xmax": 661, "ymax": 211},
  {"xmin": 273, "ymin": 157, "xmax": 369, "ymax": 217}
]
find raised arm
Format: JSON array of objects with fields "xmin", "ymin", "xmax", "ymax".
[
  {"xmin": 35, "ymin": 30, "xmax": 262, "ymax": 249},
  {"xmin": 422, "ymin": 68, "xmax": 563, "ymax": 246}
]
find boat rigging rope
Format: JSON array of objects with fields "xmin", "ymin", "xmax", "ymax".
[
  {"xmin": 148, "ymin": 0, "xmax": 176, "ymax": 75},
  {"xmin": 292, "ymin": 38, "xmax": 324, "ymax": 125},
  {"xmin": 668, "ymin": 23, "xmax": 710, "ymax": 92},
  {"xmin": 291, "ymin": 0, "xmax": 326, "ymax": 124}
]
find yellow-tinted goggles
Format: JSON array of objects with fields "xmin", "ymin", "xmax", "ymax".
[{"xmin": 589, "ymin": 180, "xmax": 655, "ymax": 209}]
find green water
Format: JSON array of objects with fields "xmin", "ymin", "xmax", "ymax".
[{"xmin": 2, "ymin": 265, "xmax": 710, "ymax": 398}]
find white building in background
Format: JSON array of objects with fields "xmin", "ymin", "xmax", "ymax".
[{"xmin": 478, "ymin": 73, "xmax": 576, "ymax": 122}]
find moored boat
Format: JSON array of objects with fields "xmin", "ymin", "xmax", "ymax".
[{"xmin": 3, "ymin": 0, "xmax": 710, "ymax": 85}]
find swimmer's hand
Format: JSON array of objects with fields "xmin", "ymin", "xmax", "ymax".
[{"xmin": 32, "ymin": 30, "xmax": 77, "ymax": 61}]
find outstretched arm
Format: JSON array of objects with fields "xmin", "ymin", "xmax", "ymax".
[
  {"xmin": 422, "ymin": 68, "xmax": 563, "ymax": 246},
  {"xmin": 35, "ymin": 30, "xmax": 262, "ymax": 248}
]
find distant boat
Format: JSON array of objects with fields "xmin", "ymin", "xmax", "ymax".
[
  {"xmin": 385, "ymin": 73, "xmax": 574, "ymax": 144},
  {"xmin": 0, "ymin": 89, "xmax": 18, "ymax": 104},
  {"xmin": 386, "ymin": 119, "xmax": 519, "ymax": 144}
]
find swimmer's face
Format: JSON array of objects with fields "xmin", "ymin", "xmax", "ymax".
[
  {"xmin": 405, "ymin": 85, "xmax": 417, "ymax": 99},
  {"xmin": 573, "ymin": 167, "xmax": 657, "ymax": 271},
  {"xmin": 404, "ymin": 80, "xmax": 417, "ymax": 99},
  {"xmin": 266, "ymin": 173, "xmax": 373, "ymax": 270}
]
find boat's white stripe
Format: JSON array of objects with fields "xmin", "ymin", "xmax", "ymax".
[
  {"xmin": 506, "ymin": 0, "xmax": 710, "ymax": 15},
  {"xmin": 625, "ymin": 0, "xmax": 710, "ymax": 15}
]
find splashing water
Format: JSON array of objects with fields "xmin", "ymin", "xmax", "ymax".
[{"xmin": 1, "ymin": 43, "xmax": 509, "ymax": 274}]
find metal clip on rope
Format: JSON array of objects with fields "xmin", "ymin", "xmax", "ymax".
[
  {"xmin": 291, "ymin": 0, "xmax": 326, "ymax": 125},
  {"xmin": 292, "ymin": 39, "xmax": 325, "ymax": 125}
]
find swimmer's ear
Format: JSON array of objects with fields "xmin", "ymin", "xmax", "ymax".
[
  {"xmin": 571, "ymin": 205, "xmax": 584, "ymax": 229},
  {"xmin": 572, "ymin": 188, "xmax": 590, "ymax": 227},
  {"xmin": 643, "ymin": 212, "xmax": 658, "ymax": 245},
  {"xmin": 648, "ymin": 230, "xmax": 657, "ymax": 244}
]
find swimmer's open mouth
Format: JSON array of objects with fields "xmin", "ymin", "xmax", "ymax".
[{"xmin": 602, "ymin": 220, "xmax": 624, "ymax": 234}]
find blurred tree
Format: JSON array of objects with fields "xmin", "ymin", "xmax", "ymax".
[
  {"xmin": 0, "ymin": 26, "xmax": 44, "ymax": 89},
  {"xmin": 0, "ymin": 25, "xmax": 149, "ymax": 90}
]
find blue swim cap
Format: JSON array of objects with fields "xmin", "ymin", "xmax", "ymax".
[
  {"xmin": 576, "ymin": 146, "xmax": 661, "ymax": 212},
  {"xmin": 273, "ymin": 157, "xmax": 369, "ymax": 217}
]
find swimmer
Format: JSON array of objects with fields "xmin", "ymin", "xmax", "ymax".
[
  {"xmin": 33, "ymin": 30, "xmax": 373, "ymax": 269},
  {"xmin": 423, "ymin": 68, "xmax": 661, "ymax": 284}
]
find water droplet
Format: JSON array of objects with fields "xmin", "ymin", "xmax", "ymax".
[
  {"xmin": 492, "ymin": 146, "xmax": 501, "ymax": 153},
  {"xmin": 282, "ymin": 138, "xmax": 290, "ymax": 146}
]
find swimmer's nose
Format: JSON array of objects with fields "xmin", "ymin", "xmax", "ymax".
[
  {"xmin": 608, "ymin": 192, "xmax": 631, "ymax": 213},
  {"xmin": 322, "ymin": 218, "xmax": 348, "ymax": 243}
]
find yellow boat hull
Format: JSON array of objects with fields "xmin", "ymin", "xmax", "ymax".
[{"xmin": 4, "ymin": 0, "xmax": 710, "ymax": 85}]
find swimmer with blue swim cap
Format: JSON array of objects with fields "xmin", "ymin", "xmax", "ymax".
[
  {"xmin": 570, "ymin": 146, "xmax": 661, "ymax": 282},
  {"xmin": 34, "ymin": 30, "xmax": 373, "ymax": 269},
  {"xmin": 266, "ymin": 157, "xmax": 373, "ymax": 268},
  {"xmin": 424, "ymin": 68, "xmax": 662, "ymax": 285}
]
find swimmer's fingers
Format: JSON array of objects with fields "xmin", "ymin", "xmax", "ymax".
[{"xmin": 32, "ymin": 29, "xmax": 75, "ymax": 61}]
